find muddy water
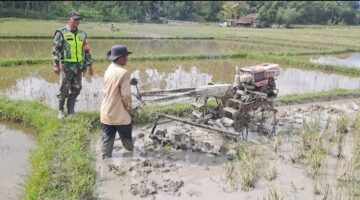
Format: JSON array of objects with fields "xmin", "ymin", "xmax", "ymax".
[
  {"xmin": 1, "ymin": 59, "xmax": 360, "ymax": 111},
  {"xmin": 0, "ymin": 39, "xmax": 303, "ymax": 59},
  {"xmin": 94, "ymin": 99, "xmax": 360, "ymax": 199},
  {"xmin": 309, "ymin": 53, "xmax": 360, "ymax": 68},
  {"xmin": 0, "ymin": 122, "xmax": 35, "ymax": 200}
]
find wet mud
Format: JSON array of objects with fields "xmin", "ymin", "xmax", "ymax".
[{"xmin": 94, "ymin": 98, "xmax": 360, "ymax": 199}]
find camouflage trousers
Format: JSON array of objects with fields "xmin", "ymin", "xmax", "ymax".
[{"xmin": 57, "ymin": 62, "xmax": 84, "ymax": 100}]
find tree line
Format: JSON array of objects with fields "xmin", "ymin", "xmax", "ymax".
[{"xmin": 1, "ymin": 1, "xmax": 360, "ymax": 26}]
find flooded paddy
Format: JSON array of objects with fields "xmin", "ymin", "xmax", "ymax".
[
  {"xmin": 1, "ymin": 19, "xmax": 360, "ymax": 200},
  {"xmin": 1, "ymin": 58, "xmax": 360, "ymax": 111},
  {"xmin": 0, "ymin": 39, "xmax": 310, "ymax": 59},
  {"xmin": 0, "ymin": 122, "xmax": 35, "ymax": 200},
  {"xmin": 94, "ymin": 99, "xmax": 360, "ymax": 199},
  {"xmin": 309, "ymin": 53, "xmax": 360, "ymax": 68}
]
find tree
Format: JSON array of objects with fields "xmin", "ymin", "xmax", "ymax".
[
  {"xmin": 216, "ymin": 1, "xmax": 249, "ymax": 21},
  {"xmin": 276, "ymin": 7, "xmax": 299, "ymax": 28},
  {"xmin": 258, "ymin": 1, "xmax": 280, "ymax": 27}
]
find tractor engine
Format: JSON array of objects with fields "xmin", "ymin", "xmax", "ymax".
[{"xmin": 235, "ymin": 63, "xmax": 281, "ymax": 97}]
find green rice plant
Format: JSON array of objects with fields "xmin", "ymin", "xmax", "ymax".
[
  {"xmin": 224, "ymin": 162, "xmax": 237, "ymax": 192},
  {"xmin": 322, "ymin": 184, "xmax": 330, "ymax": 200},
  {"xmin": 265, "ymin": 166, "xmax": 277, "ymax": 182},
  {"xmin": 336, "ymin": 115, "xmax": 349, "ymax": 135},
  {"xmin": 223, "ymin": 144, "xmax": 259, "ymax": 191},
  {"xmin": 336, "ymin": 115, "xmax": 349, "ymax": 158},
  {"xmin": 272, "ymin": 134, "xmax": 283, "ymax": 152},
  {"xmin": 351, "ymin": 112, "xmax": 360, "ymax": 135},
  {"xmin": 298, "ymin": 119, "xmax": 317, "ymax": 151},
  {"xmin": 161, "ymin": 142, "xmax": 173, "ymax": 155},
  {"xmin": 306, "ymin": 139, "xmax": 327, "ymax": 178},
  {"xmin": 324, "ymin": 117, "xmax": 337, "ymax": 143},
  {"xmin": 337, "ymin": 133, "xmax": 345, "ymax": 159},
  {"xmin": 289, "ymin": 140, "xmax": 305, "ymax": 163},
  {"xmin": 338, "ymin": 159, "xmax": 357, "ymax": 184},
  {"xmin": 235, "ymin": 144, "xmax": 259, "ymax": 191},
  {"xmin": 334, "ymin": 111, "xmax": 360, "ymax": 199},
  {"xmin": 262, "ymin": 185, "xmax": 284, "ymax": 200},
  {"xmin": 314, "ymin": 182, "xmax": 321, "ymax": 195},
  {"xmin": 321, "ymin": 116, "xmax": 333, "ymax": 140}
]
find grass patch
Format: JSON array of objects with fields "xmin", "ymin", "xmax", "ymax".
[
  {"xmin": 262, "ymin": 185, "xmax": 284, "ymax": 200},
  {"xmin": 265, "ymin": 166, "xmax": 277, "ymax": 182},
  {"xmin": 224, "ymin": 144, "xmax": 259, "ymax": 191},
  {"xmin": 277, "ymin": 88, "xmax": 360, "ymax": 105},
  {"xmin": 0, "ymin": 52, "xmax": 249, "ymax": 67},
  {"xmin": 336, "ymin": 115, "xmax": 349, "ymax": 158},
  {"xmin": 338, "ymin": 112, "xmax": 360, "ymax": 198},
  {"xmin": 290, "ymin": 114, "xmax": 328, "ymax": 179},
  {"xmin": 0, "ymin": 36, "xmax": 215, "ymax": 40},
  {"xmin": 2, "ymin": 50, "xmax": 360, "ymax": 77},
  {"xmin": 0, "ymin": 97, "xmax": 97, "ymax": 199}
]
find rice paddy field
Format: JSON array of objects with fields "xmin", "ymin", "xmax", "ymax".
[{"xmin": 1, "ymin": 18, "xmax": 360, "ymax": 199}]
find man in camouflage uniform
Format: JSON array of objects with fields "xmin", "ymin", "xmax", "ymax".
[{"xmin": 52, "ymin": 11, "xmax": 93, "ymax": 119}]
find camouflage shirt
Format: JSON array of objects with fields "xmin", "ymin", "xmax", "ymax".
[{"xmin": 52, "ymin": 25, "xmax": 93, "ymax": 68}]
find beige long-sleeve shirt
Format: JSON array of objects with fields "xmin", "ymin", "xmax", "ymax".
[{"xmin": 100, "ymin": 62, "xmax": 131, "ymax": 125}]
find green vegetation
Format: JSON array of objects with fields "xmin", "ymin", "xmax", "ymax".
[
  {"xmin": 277, "ymin": 88, "xmax": 360, "ymax": 105},
  {"xmin": 1, "ymin": 18, "xmax": 360, "ymax": 45},
  {"xmin": 265, "ymin": 166, "xmax": 277, "ymax": 182},
  {"xmin": 336, "ymin": 115, "xmax": 349, "ymax": 158},
  {"xmin": 1, "ymin": 18, "xmax": 360, "ymax": 78},
  {"xmin": 0, "ymin": 52, "xmax": 248, "ymax": 67},
  {"xmin": 305, "ymin": 138, "xmax": 327, "ymax": 178},
  {"xmin": 0, "ymin": 87, "xmax": 359, "ymax": 198},
  {"xmin": 1, "ymin": 18, "xmax": 360, "ymax": 77},
  {"xmin": 0, "ymin": 97, "xmax": 97, "ymax": 199},
  {"xmin": 224, "ymin": 144, "xmax": 259, "ymax": 191},
  {"xmin": 1, "ymin": 1, "xmax": 360, "ymax": 26},
  {"xmin": 1, "ymin": 2, "xmax": 360, "ymax": 199},
  {"xmin": 338, "ymin": 112, "xmax": 360, "ymax": 198},
  {"xmin": 2, "ymin": 51, "xmax": 360, "ymax": 77},
  {"xmin": 262, "ymin": 185, "xmax": 284, "ymax": 200}
]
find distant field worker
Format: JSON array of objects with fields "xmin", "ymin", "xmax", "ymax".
[
  {"xmin": 52, "ymin": 11, "xmax": 93, "ymax": 119},
  {"xmin": 100, "ymin": 45, "xmax": 134, "ymax": 159}
]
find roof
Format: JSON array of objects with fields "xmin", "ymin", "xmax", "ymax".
[{"xmin": 236, "ymin": 13, "xmax": 258, "ymax": 24}]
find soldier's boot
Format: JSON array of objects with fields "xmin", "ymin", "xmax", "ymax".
[
  {"xmin": 67, "ymin": 97, "xmax": 76, "ymax": 116},
  {"xmin": 58, "ymin": 99, "xmax": 66, "ymax": 119}
]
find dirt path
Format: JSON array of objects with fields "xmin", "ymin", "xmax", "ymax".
[{"xmin": 93, "ymin": 97, "xmax": 360, "ymax": 200}]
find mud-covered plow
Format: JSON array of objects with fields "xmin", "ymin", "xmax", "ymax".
[{"xmin": 132, "ymin": 63, "xmax": 281, "ymax": 146}]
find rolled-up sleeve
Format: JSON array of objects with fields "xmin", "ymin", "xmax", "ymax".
[{"xmin": 120, "ymin": 71, "xmax": 131, "ymax": 112}]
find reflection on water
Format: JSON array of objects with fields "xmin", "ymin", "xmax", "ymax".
[
  {"xmin": 2, "ymin": 64, "xmax": 360, "ymax": 111},
  {"xmin": 0, "ymin": 122, "xmax": 35, "ymax": 200},
  {"xmin": 277, "ymin": 68, "xmax": 360, "ymax": 95},
  {"xmin": 309, "ymin": 53, "xmax": 360, "ymax": 68},
  {"xmin": 3, "ymin": 65, "xmax": 212, "ymax": 111},
  {"xmin": 5, "ymin": 74, "xmax": 104, "ymax": 112},
  {"xmin": 143, "ymin": 65, "xmax": 212, "ymax": 91}
]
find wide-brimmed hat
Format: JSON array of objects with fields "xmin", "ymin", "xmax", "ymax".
[
  {"xmin": 68, "ymin": 11, "xmax": 82, "ymax": 20},
  {"xmin": 107, "ymin": 45, "xmax": 133, "ymax": 61}
]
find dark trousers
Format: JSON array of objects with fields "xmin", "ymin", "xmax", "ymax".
[{"xmin": 101, "ymin": 123, "xmax": 132, "ymax": 158}]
